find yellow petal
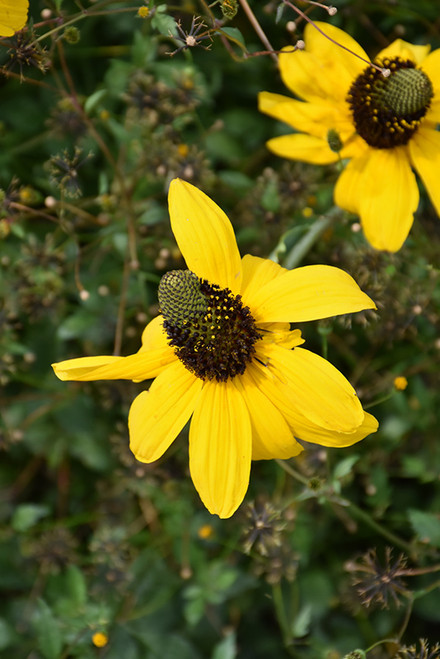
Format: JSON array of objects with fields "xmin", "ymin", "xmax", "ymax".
[
  {"xmin": 240, "ymin": 254, "xmax": 286, "ymax": 307},
  {"xmin": 409, "ymin": 127, "xmax": 440, "ymax": 217},
  {"xmin": 377, "ymin": 39, "xmax": 430, "ymax": 66},
  {"xmin": 251, "ymin": 356, "xmax": 375, "ymax": 446},
  {"xmin": 262, "ymin": 344, "xmax": 364, "ymax": 432},
  {"xmin": 421, "ymin": 46, "xmax": 440, "ymax": 80},
  {"xmin": 168, "ymin": 178, "xmax": 242, "ymax": 294},
  {"xmin": 266, "ymin": 134, "xmax": 339, "ymax": 165},
  {"xmin": 335, "ymin": 148, "xmax": 419, "ymax": 252},
  {"xmin": 257, "ymin": 325, "xmax": 304, "ymax": 349},
  {"xmin": 237, "ymin": 366, "xmax": 303, "ymax": 460},
  {"xmin": 138, "ymin": 315, "xmax": 169, "ymax": 352},
  {"xmin": 421, "ymin": 48, "xmax": 440, "ymax": 121},
  {"xmin": 293, "ymin": 411, "xmax": 378, "ymax": 448},
  {"xmin": 425, "ymin": 99, "xmax": 440, "ymax": 124},
  {"xmin": 249, "ymin": 264, "xmax": 375, "ymax": 324},
  {"xmin": 189, "ymin": 380, "xmax": 252, "ymax": 518},
  {"xmin": 259, "ymin": 92, "xmax": 342, "ymax": 138},
  {"xmin": 278, "ymin": 22, "xmax": 367, "ymax": 103},
  {"xmin": 0, "ymin": 0, "xmax": 28, "ymax": 36},
  {"xmin": 129, "ymin": 360, "xmax": 202, "ymax": 463},
  {"xmin": 52, "ymin": 348, "xmax": 176, "ymax": 382}
]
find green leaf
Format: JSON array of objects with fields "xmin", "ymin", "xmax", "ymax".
[
  {"xmin": 261, "ymin": 178, "xmax": 280, "ymax": 213},
  {"xmin": 0, "ymin": 618, "xmax": 16, "ymax": 651},
  {"xmin": 333, "ymin": 455, "xmax": 359, "ymax": 481},
  {"xmin": 212, "ymin": 632, "xmax": 237, "ymax": 659},
  {"xmin": 291, "ymin": 604, "xmax": 312, "ymax": 638},
  {"xmin": 219, "ymin": 27, "xmax": 246, "ymax": 48},
  {"xmin": 65, "ymin": 565, "xmax": 87, "ymax": 609},
  {"xmin": 33, "ymin": 599, "xmax": 63, "ymax": 659},
  {"xmin": 184, "ymin": 597, "xmax": 204, "ymax": 626},
  {"xmin": 152, "ymin": 12, "xmax": 178, "ymax": 37},
  {"xmin": 84, "ymin": 89, "xmax": 107, "ymax": 114},
  {"xmin": 12, "ymin": 503, "xmax": 50, "ymax": 532},
  {"xmin": 408, "ymin": 509, "xmax": 440, "ymax": 547}
]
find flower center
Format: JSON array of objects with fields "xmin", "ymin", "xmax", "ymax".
[
  {"xmin": 158, "ymin": 269, "xmax": 261, "ymax": 382},
  {"xmin": 347, "ymin": 58, "xmax": 433, "ymax": 148}
]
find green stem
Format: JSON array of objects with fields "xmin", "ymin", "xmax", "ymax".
[
  {"xmin": 283, "ymin": 210, "xmax": 339, "ymax": 270},
  {"xmin": 272, "ymin": 583, "xmax": 291, "ymax": 647},
  {"xmin": 275, "ymin": 459, "xmax": 310, "ymax": 486},
  {"xmin": 346, "ymin": 501, "xmax": 414, "ymax": 556},
  {"xmin": 364, "ymin": 392, "xmax": 394, "ymax": 409},
  {"xmin": 413, "ymin": 577, "xmax": 440, "ymax": 599}
]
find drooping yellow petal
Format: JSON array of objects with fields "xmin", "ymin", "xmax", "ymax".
[
  {"xmin": 129, "ymin": 360, "xmax": 202, "ymax": 463},
  {"xmin": 376, "ymin": 39, "xmax": 431, "ymax": 66},
  {"xmin": 0, "ymin": 0, "xmax": 28, "ymax": 37},
  {"xmin": 52, "ymin": 348, "xmax": 176, "ymax": 382},
  {"xmin": 249, "ymin": 264, "xmax": 375, "ymax": 324},
  {"xmin": 262, "ymin": 344, "xmax": 364, "ymax": 432},
  {"xmin": 335, "ymin": 147, "xmax": 419, "ymax": 252},
  {"xmin": 189, "ymin": 380, "xmax": 252, "ymax": 518},
  {"xmin": 293, "ymin": 411, "xmax": 378, "ymax": 448},
  {"xmin": 168, "ymin": 178, "xmax": 242, "ymax": 294},
  {"xmin": 266, "ymin": 133, "xmax": 339, "ymax": 165},
  {"xmin": 253, "ymin": 356, "xmax": 376, "ymax": 447},
  {"xmin": 237, "ymin": 366, "xmax": 303, "ymax": 460},
  {"xmin": 409, "ymin": 127, "xmax": 440, "ymax": 217},
  {"xmin": 278, "ymin": 22, "xmax": 367, "ymax": 103},
  {"xmin": 138, "ymin": 315, "xmax": 169, "ymax": 352}
]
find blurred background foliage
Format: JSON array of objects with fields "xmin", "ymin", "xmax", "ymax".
[{"xmin": 1, "ymin": 0, "xmax": 440, "ymax": 657}]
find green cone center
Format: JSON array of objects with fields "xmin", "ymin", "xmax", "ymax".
[
  {"xmin": 158, "ymin": 269, "xmax": 261, "ymax": 382},
  {"xmin": 347, "ymin": 57, "xmax": 433, "ymax": 148}
]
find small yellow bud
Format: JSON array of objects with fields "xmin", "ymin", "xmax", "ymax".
[
  {"xmin": 198, "ymin": 524, "xmax": 214, "ymax": 539},
  {"xmin": 394, "ymin": 376, "xmax": 408, "ymax": 391},
  {"xmin": 19, "ymin": 186, "xmax": 34, "ymax": 203},
  {"xmin": 177, "ymin": 143, "xmax": 189, "ymax": 158},
  {"xmin": 138, "ymin": 7, "xmax": 150, "ymax": 18},
  {"xmin": 92, "ymin": 632, "xmax": 108, "ymax": 648},
  {"xmin": 302, "ymin": 207, "xmax": 313, "ymax": 218}
]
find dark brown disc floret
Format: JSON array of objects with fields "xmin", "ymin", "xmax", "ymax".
[
  {"xmin": 347, "ymin": 57, "xmax": 433, "ymax": 148},
  {"xmin": 158, "ymin": 270, "xmax": 261, "ymax": 382}
]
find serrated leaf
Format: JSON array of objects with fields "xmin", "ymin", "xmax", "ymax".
[{"xmin": 152, "ymin": 13, "xmax": 178, "ymax": 37}]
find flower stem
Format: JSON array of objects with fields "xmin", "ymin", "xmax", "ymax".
[
  {"xmin": 345, "ymin": 500, "xmax": 415, "ymax": 557},
  {"xmin": 283, "ymin": 210, "xmax": 338, "ymax": 270},
  {"xmin": 239, "ymin": 0, "xmax": 277, "ymax": 63},
  {"xmin": 276, "ymin": 459, "xmax": 310, "ymax": 486},
  {"xmin": 272, "ymin": 583, "xmax": 291, "ymax": 647}
]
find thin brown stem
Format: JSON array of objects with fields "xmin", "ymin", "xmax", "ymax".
[
  {"xmin": 282, "ymin": 0, "xmax": 388, "ymax": 75},
  {"xmin": 239, "ymin": 0, "xmax": 278, "ymax": 63}
]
